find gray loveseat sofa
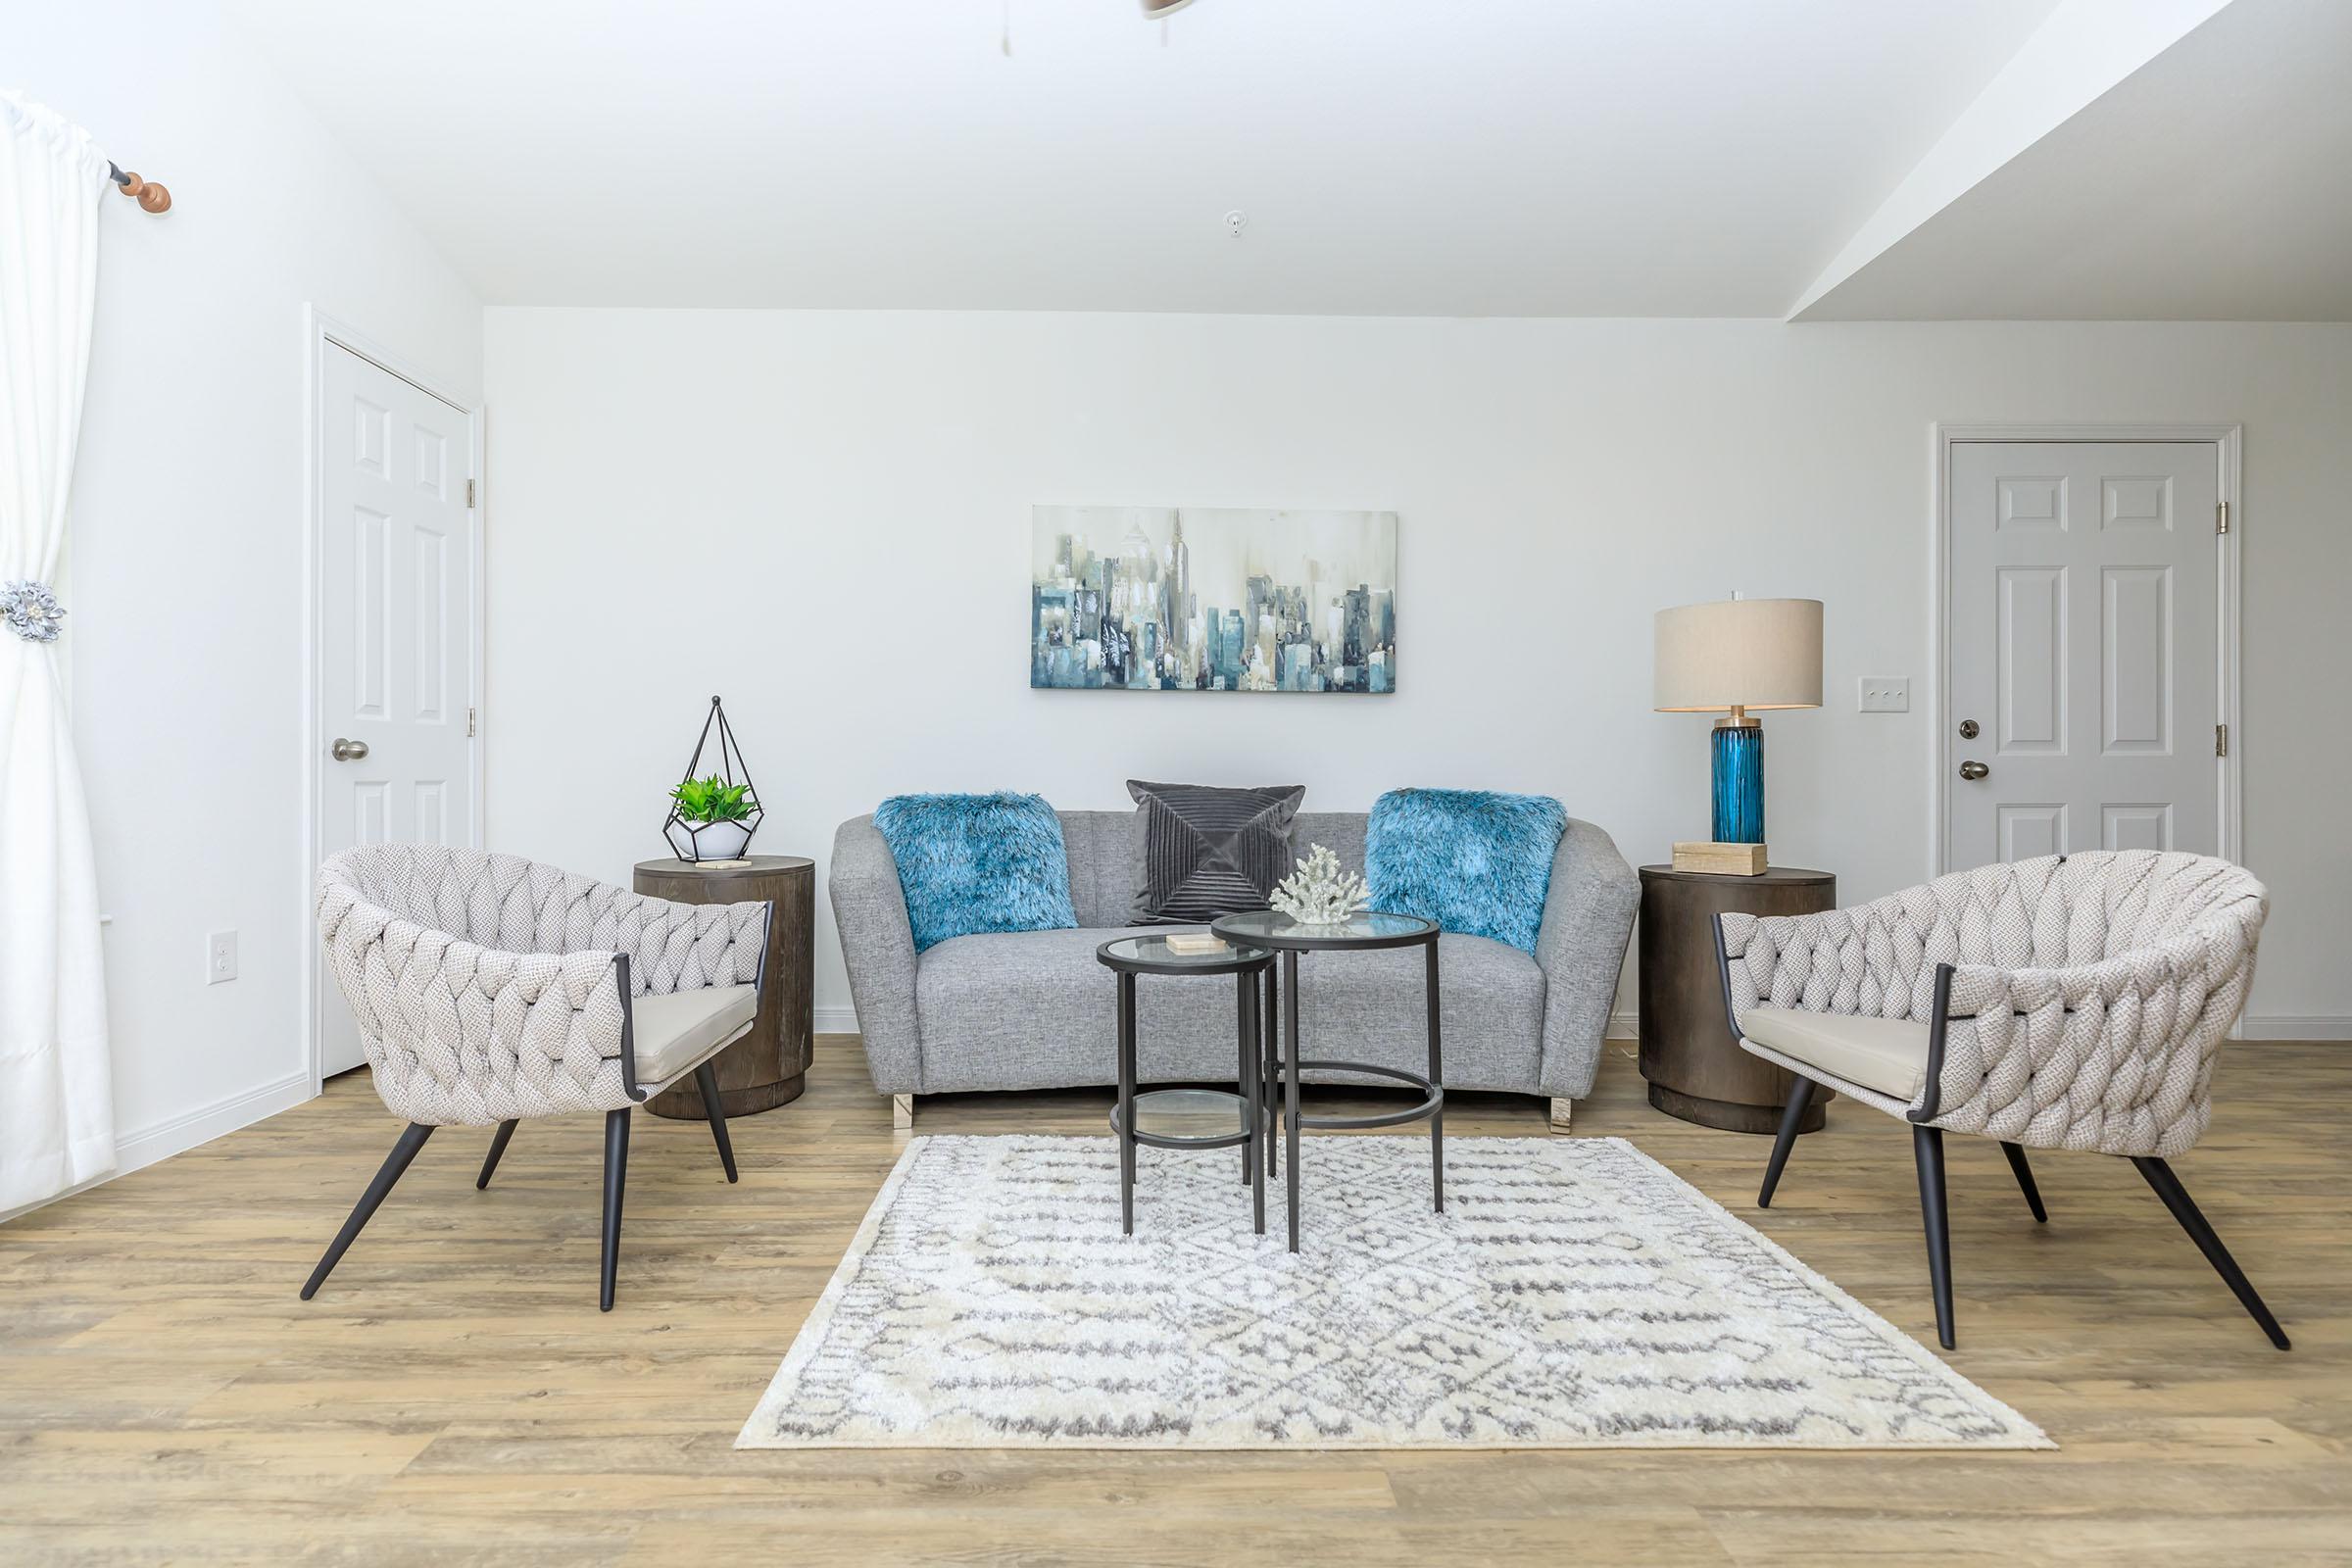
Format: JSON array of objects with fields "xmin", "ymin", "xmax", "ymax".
[{"xmin": 831, "ymin": 808, "xmax": 1639, "ymax": 1129}]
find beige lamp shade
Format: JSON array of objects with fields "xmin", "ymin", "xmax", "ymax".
[{"xmin": 1653, "ymin": 598, "xmax": 1824, "ymax": 712}]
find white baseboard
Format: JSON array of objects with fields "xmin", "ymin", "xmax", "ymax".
[
  {"xmin": 2, "ymin": 1069, "xmax": 316, "ymax": 1225},
  {"xmin": 815, "ymin": 1004, "xmax": 860, "ymax": 1034},
  {"xmin": 1607, "ymin": 1010, "xmax": 1639, "ymax": 1042},
  {"xmin": 2237, "ymin": 1015, "xmax": 2352, "ymax": 1042},
  {"xmin": 116, "ymin": 1069, "xmax": 317, "ymax": 1174}
]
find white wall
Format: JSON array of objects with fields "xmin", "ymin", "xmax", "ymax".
[
  {"xmin": 482, "ymin": 310, "xmax": 2352, "ymax": 1043},
  {"xmin": 12, "ymin": 1, "xmax": 483, "ymax": 1183}
]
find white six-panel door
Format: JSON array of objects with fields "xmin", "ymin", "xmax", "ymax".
[
  {"xmin": 318, "ymin": 341, "xmax": 479, "ymax": 1074},
  {"xmin": 1946, "ymin": 440, "xmax": 2222, "ymax": 871}
]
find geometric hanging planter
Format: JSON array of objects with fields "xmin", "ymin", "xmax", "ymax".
[{"xmin": 662, "ymin": 695, "xmax": 764, "ymax": 863}]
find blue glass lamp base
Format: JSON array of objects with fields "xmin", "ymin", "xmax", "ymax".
[{"xmin": 1711, "ymin": 722, "xmax": 1764, "ymax": 844}]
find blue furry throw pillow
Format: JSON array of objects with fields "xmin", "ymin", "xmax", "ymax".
[
  {"xmin": 873, "ymin": 792, "xmax": 1078, "ymax": 953},
  {"xmin": 1365, "ymin": 789, "xmax": 1567, "ymax": 956}
]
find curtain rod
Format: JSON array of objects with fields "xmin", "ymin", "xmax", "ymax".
[{"xmin": 106, "ymin": 161, "xmax": 171, "ymax": 214}]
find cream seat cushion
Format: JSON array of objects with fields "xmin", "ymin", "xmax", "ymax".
[
  {"xmin": 631, "ymin": 984, "xmax": 759, "ymax": 1088},
  {"xmin": 1740, "ymin": 1005, "xmax": 1932, "ymax": 1101}
]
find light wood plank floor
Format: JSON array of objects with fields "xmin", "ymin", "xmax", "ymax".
[{"xmin": 4, "ymin": 1038, "xmax": 2347, "ymax": 1566}]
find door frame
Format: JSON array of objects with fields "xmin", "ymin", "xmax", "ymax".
[
  {"xmin": 1930, "ymin": 422, "xmax": 2242, "ymax": 880},
  {"xmin": 301, "ymin": 307, "xmax": 486, "ymax": 1094}
]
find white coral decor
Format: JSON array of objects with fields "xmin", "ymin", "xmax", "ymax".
[{"xmin": 1269, "ymin": 843, "xmax": 1371, "ymax": 926}]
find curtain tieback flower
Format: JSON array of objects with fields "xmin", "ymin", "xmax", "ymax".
[{"xmin": 1, "ymin": 579, "xmax": 67, "ymax": 642}]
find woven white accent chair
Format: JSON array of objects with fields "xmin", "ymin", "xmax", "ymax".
[
  {"xmin": 307, "ymin": 846, "xmax": 771, "ymax": 1310},
  {"xmin": 1715, "ymin": 850, "xmax": 2285, "ymax": 1351}
]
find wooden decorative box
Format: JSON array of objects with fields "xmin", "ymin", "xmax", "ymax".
[
  {"xmin": 1670, "ymin": 841, "xmax": 1769, "ymax": 876},
  {"xmin": 1162, "ymin": 932, "xmax": 1229, "ymax": 956}
]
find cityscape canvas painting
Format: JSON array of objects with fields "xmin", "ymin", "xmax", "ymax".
[{"xmin": 1030, "ymin": 507, "xmax": 1397, "ymax": 694}]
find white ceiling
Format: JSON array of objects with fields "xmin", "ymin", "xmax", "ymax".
[
  {"xmin": 219, "ymin": 0, "xmax": 2346, "ymax": 319},
  {"xmin": 1797, "ymin": 0, "xmax": 2352, "ymax": 320},
  {"xmin": 220, "ymin": 0, "xmax": 2059, "ymax": 316}
]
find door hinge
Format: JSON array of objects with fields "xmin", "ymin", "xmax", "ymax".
[
  {"xmin": 2216, "ymin": 501, "xmax": 2229, "ymax": 534},
  {"xmin": 466, "ymin": 478, "xmax": 476, "ymax": 508},
  {"xmin": 466, "ymin": 706, "xmax": 477, "ymax": 738},
  {"xmin": 2216, "ymin": 722, "xmax": 2228, "ymax": 758}
]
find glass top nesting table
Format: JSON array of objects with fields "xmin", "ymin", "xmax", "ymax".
[
  {"xmin": 1208, "ymin": 910, "xmax": 1446, "ymax": 1252},
  {"xmin": 1096, "ymin": 932, "xmax": 1277, "ymax": 1238}
]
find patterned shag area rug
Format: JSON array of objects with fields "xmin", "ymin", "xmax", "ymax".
[{"xmin": 737, "ymin": 1135, "xmax": 2050, "ymax": 1450}]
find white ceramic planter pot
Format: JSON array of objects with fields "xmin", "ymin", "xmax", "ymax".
[{"xmin": 669, "ymin": 817, "xmax": 753, "ymax": 862}]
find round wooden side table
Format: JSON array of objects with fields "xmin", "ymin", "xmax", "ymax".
[
  {"xmin": 633, "ymin": 856, "xmax": 814, "ymax": 1120},
  {"xmin": 1638, "ymin": 863, "xmax": 1836, "ymax": 1134}
]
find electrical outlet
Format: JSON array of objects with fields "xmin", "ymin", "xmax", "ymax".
[
  {"xmin": 207, "ymin": 930, "xmax": 238, "ymax": 985},
  {"xmin": 1858, "ymin": 677, "xmax": 1910, "ymax": 713}
]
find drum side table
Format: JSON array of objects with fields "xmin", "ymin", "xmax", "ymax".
[
  {"xmin": 1638, "ymin": 863, "xmax": 1836, "ymax": 1133},
  {"xmin": 633, "ymin": 856, "xmax": 815, "ymax": 1120}
]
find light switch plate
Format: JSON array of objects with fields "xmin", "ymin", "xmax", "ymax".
[
  {"xmin": 207, "ymin": 929, "xmax": 238, "ymax": 985},
  {"xmin": 1858, "ymin": 677, "xmax": 1909, "ymax": 713}
]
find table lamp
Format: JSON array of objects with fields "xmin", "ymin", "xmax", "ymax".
[{"xmin": 1653, "ymin": 595, "xmax": 1823, "ymax": 852}]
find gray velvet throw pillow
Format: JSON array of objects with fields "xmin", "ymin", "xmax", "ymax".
[{"xmin": 1127, "ymin": 780, "xmax": 1307, "ymax": 925}]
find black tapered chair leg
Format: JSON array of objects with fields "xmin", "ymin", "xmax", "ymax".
[
  {"xmin": 1757, "ymin": 1076, "xmax": 1814, "ymax": 1209},
  {"xmin": 600, "ymin": 1107, "xmax": 631, "ymax": 1312},
  {"xmin": 2000, "ymin": 1141, "xmax": 2047, "ymax": 1223},
  {"xmin": 693, "ymin": 1062, "xmax": 739, "ymax": 1184},
  {"xmin": 475, "ymin": 1119, "xmax": 518, "ymax": 1190},
  {"xmin": 301, "ymin": 1122, "xmax": 434, "ymax": 1299},
  {"xmin": 2132, "ymin": 1155, "xmax": 2290, "ymax": 1350},
  {"xmin": 1913, "ymin": 1124, "xmax": 1955, "ymax": 1349}
]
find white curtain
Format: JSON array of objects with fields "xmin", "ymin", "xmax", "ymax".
[{"xmin": 0, "ymin": 91, "xmax": 115, "ymax": 1211}]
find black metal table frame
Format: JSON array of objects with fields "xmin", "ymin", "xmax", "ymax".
[
  {"xmin": 1096, "ymin": 939, "xmax": 1277, "ymax": 1238},
  {"xmin": 1208, "ymin": 914, "xmax": 1445, "ymax": 1253}
]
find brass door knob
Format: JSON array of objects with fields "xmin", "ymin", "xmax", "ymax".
[
  {"xmin": 1958, "ymin": 760, "xmax": 1989, "ymax": 781},
  {"xmin": 330, "ymin": 737, "xmax": 370, "ymax": 761}
]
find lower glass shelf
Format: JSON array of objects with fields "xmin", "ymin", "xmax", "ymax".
[{"xmin": 1112, "ymin": 1087, "xmax": 1251, "ymax": 1147}]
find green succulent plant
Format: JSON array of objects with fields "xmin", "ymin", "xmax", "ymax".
[{"xmin": 669, "ymin": 774, "xmax": 758, "ymax": 824}]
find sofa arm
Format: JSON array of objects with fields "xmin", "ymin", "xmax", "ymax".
[
  {"xmin": 829, "ymin": 815, "xmax": 922, "ymax": 1094},
  {"xmin": 1530, "ymin": 817, "xmax": 1640, "ymax": 1099}
]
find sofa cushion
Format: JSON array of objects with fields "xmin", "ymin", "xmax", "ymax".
[
  {"xmin": 1740, "ymin": 1005, "xmax": 1931, "ymax": 1101},
  {"xmin": 632, "ymin": 984, "xmax": 758, "ymax": 1088},
  {"xmin": 912, "ymin": 926, "xmax": 1544, "ymax": 1095},
  {"xmin": 1365, "ymin": 788, "xmax": 1567, "ymax": 955},
  {"xmin": 874, "ymin": 792, "xmax": 1078, "ymax": 953},
  {"xmin": 1126, "ymin": 779, "xmax": 1305, "ymax": 924}
]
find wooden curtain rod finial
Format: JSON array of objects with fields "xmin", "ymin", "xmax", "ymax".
[{"xmin": 114, "ymin": 170, "xmax": 171, "ymax": 214}]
